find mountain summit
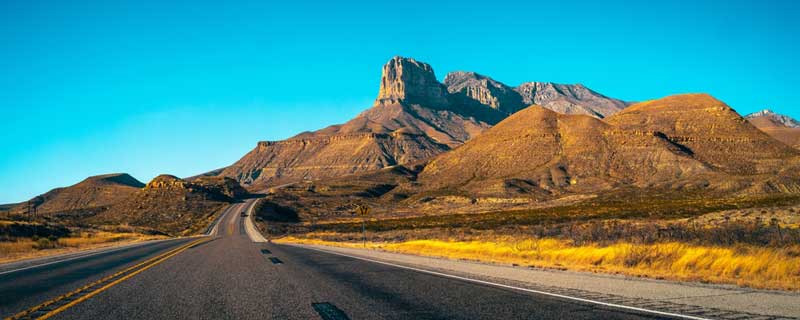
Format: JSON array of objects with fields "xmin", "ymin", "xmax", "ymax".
[
  {"xmin": 745, "ymin": 109, "xmax": 800, "ymax": 149},
  {"xmin": 746, "ymin": 109, "xmax": 800, "ymax": 128},
  {"xmin": 375, "ymin": 56, "xmax": 449, "ymax": 107}
]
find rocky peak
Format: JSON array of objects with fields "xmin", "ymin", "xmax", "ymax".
[
  {"xmin": 444, "ymin": 71, "xmax": 525, "ymax": 114},
  {"xmin": 745, "ymin": 109, "xmax": 800, "ymax": 128},
  {"xmin": 513, "ymin": 82, "xmax": 627, "ymax": 118},
  {"xmin": 145, "ymin": 174, "xmax": 188, "ymax": 190},
  {"xmin": 375, "ymin": 56, "xmax": 449, "ymax": 107}
]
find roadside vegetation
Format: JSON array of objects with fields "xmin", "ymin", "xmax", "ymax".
[
  {"xmin": 280, "ymin": 236, "xmax": 800, "ymax": 290},
  {"xmin": 0, "ymin": 220, "xmax": 167, "ymax": 263},
  {"xmin": 272, "ymin": 194, "xmax": 800, "ymax": 291}
]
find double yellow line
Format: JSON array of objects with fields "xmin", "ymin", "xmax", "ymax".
[{"xmin": 6, "ymin": 237, "xmax": 210, "ymax": 320}]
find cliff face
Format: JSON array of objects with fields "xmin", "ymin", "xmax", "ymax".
[
  {"xmin": 444, "ymin": 71, "xmax": 524, "ymax": 114},
  {"xmin": 746, "ymin": 109, "xmax": 800, "ymax": 149},
  {"xmin": 514, "ymin": 82, "xmax": 628, "ymax": 118},
  {"xmin": 376, "ymin": 57, "xmax": 449, "ymax": 107},
  {"xmin": 443, "ymin": 71, "xmax": 627, "ymax": 118}
]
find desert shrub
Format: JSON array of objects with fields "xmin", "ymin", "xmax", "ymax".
[
  {"xmin": 254, "ymin": 199, "xmax": 299, "ymax": 223},
  {"xmin": 0, "ymin": 221, "xmax": 70, "ymax": 240},
  {"xmin": 33, "ymin": 237, "xmax": 59, "ymax": 250}
]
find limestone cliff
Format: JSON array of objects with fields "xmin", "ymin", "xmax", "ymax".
[
  {"xmin": 375, "ymin": 56, "xmax": 449, "ymax": 107},
  {"xmin": 444, "ymin": 71, "xmax": 628, "ymax": 118}
]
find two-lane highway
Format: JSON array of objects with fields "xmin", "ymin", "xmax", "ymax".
[{"xmin": 2, "ymin": 201, "xmax": 679, "ymax": 319}]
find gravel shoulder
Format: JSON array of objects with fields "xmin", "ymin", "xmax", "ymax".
[{"xmin": 288, "ymin": 243, "xmax": 800, "ymax": 319}]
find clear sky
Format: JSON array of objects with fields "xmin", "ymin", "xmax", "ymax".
[{"xmin": 1, "ymin": 0, "xmax": 797, "ymax": 203}]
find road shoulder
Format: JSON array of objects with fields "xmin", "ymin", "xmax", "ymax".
[{"xmin": 286, "ymin": 243, "xmax": 800, "ymax": 319}]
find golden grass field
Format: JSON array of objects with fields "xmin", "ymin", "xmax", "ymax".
[
  {"xmin": 278, "ymin": 235, "xmax": 800, "ymax": 291},
  {"xmin": 0, "ymin": 231, "xmax": 167, "ymax": 264}
]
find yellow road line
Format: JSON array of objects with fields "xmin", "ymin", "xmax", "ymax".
[{"xmin": 6, "ymin": 237, "xmax": 208, "ymax": 320}]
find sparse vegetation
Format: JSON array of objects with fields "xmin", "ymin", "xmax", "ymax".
[
  {"xmin": 279, "ymin": 235, "xmax": 800, "ymax": 291},
  {"xmin": 272, "ymin": 194, "xmax": 800, "ymax": 291},
  {"xmin": 0, "ymin": 220, "xmax": 168, "ymax": 263}
]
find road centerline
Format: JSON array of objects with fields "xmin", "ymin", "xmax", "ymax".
[{"xmin": 6, "ymin": 237, "xmax": 209, "ymax": 320}]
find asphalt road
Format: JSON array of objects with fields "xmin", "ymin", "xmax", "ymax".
[{"xmin": 1, "ymin": 203, "xmax": 678, "ymax": 320}]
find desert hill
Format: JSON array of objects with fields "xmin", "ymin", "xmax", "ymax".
[
  {"xmin": 7, "ymin": 173, "xmax": 144, "ymax": 216},
  {"xmin": 746, "ymin": 109, "xmax": 800, "ymax": 149},
  {"xmin": 606, "ymin": 94, "xmax": 798, "ymax": 174},
  {"xmin": 417, "ymin": 103, "xmax": 709, "ymax": 198},
  {"xmin": 89, "ymin": 175, "xmax": 239, "ymax": 235},
  {"xmin": 220, "ymin": 57, "xmax": 627, "ymax": 190},
  {"xmin": 3, "ymin": 173, "xmax": 247, "ymax": 235},
  {"xmin": 416, "ymin": 94, "xmax": 800, "ymax": 199}
]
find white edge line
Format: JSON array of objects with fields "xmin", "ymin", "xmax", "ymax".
[
  {"xmin": 3, "ymin": 203, "xmax": 235, "ymax": 276},
  {"xmin": 291, "ymin": 244, "xmax": 712, "ymax": 320},
  {"xmin": 244, "ymin": 200, "xmax": 268, "ymax": 243},
  {"xmin": 0, "ymin": 238, "xmax": 179, "ymax": 276}
]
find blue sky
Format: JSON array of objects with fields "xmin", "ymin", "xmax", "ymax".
[{"xmin": 1, "ymin": 0, "xmax": 797, "ymax": 203}]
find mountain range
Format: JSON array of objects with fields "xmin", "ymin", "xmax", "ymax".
[
  {"xmin": 219, "ymin": 57, "xmax": 632, "ymax": 190},
  {"xmin": 4, "ymin": 56, "xmax": 800, "ymax": 230}
]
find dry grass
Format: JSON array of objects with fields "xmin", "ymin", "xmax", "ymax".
[
  {"xmin": 0, "ymin": 231, "xmax": 167, "ymax": 264},
  {"xmin": 277, "ymin": 235, "xmax": 800, "ymax": 291}
]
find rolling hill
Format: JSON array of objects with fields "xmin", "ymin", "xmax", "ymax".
[{"xmin": 417, "ymin": 94, "xmax": 800, "ymax": 199}]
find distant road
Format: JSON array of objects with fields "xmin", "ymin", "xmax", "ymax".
[{"xmin": 2, "ymin": 200, "xmax": 678, "ymax": 320}]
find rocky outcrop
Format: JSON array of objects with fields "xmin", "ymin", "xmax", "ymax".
[
  {"xmin": 375, "ymin": 56, "xmax": 449, "ymax": 107},
  {"xmin": 145, "ymin": 174, "xmax": 188, "ymax": 190},
  {"xmin": 144, "ymin": 174, "xmax": 247, "ymax": 201},
  {"xmin": 192, "ymin": 176, "xmax": 250, "ymax": 199},
  {"xmin": 443, "ymin": 71, "xmax": 627, "ymax": 118}
]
